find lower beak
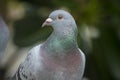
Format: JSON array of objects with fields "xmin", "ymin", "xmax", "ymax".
[{"xmin": 42, "ymin": 18, "xmax": 53, "ymax": 27}]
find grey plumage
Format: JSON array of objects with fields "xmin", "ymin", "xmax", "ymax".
[
  {"xmin": 12, "ymin": 10, "xmax": 85, "ymax": 80},
  {"xmin": 0, "ymin": 17, "xmax": 9, "ymax": 64},
  {"xmin": 0, "ymin": 16, "xmax": 9, "ymax": 80}
]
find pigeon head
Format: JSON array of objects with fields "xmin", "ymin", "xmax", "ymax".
[
  {"xmin": 42, "ymin": 10, "xmax": 78, "ymax": 51},
  {"xmin": 42, "ymin": 10, "xmax": 77, "ymax": 32}
]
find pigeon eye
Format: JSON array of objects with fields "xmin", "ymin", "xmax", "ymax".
[{"xmin": 57, "ymin": 15, "xmax": 63, "ymax": 20}]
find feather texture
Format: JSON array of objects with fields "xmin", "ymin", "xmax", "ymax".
[{"xmin": 12, "ymin": 10, "xmax": 85, "ymax": 80}]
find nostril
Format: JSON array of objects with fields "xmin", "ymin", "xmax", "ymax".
[
  {"xmin": 46, "ymin": 18, "xmax": 53, "ymax": 23},
  {"xmin": 42, "ymin": 18, "xmax": 53, "ymax": 27}
]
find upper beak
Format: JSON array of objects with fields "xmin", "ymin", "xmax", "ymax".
[{"xmin": 42, "ymin": 18, "xmax": 53, "ymax": 27}]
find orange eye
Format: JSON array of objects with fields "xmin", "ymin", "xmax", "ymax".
[{"xmin": 58, "ymin": 15, "xmax": 63, "ymax": 20}]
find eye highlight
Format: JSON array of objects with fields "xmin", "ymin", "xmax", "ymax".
[{"xmin": 57, "ymin": 15, "xmax": 63, "ymax": 20}]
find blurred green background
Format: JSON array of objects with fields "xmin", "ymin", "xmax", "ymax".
[{"xmin": 0, "ymin": 0, "xmax": 120, "ymax": 80}]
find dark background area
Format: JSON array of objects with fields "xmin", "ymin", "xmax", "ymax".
[{"xmin": 0, "ymin": 0, "xmax": 120, "ymax": 80}]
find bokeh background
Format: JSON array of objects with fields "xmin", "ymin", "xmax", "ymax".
[{"xmin": 0, "ymin": 0, "xmax": 120, "ymax": 80}]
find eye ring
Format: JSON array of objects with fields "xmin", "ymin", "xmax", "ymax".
[{"xmin": 57, "ymin": 15, "xmax": 63, "ymax": 20}]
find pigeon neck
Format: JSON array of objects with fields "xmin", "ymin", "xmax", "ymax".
[{"xmin": 43, "ymin": 27, "xmax": 78, "ymax": 54}]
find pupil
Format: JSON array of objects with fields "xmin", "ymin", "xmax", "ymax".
[{"xmin": 58, "ymin": 16, "xmax": 62, "ymax": 19}]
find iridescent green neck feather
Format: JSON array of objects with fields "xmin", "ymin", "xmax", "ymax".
[{"xmin": 43, "ymin": 24, "xmax": 78, "ymax": 54}]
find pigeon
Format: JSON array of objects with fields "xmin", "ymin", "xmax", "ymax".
[
  {"xmin": 0, "ymin": 17, "xmax": 9, "ymax": 80},
  {"xmin": 0, "ymin": 17, "xmax": 9, "ymax": 65},
  {"xmin": 12, "ymin": 10, "xmax": 85, "ymax": 80}
]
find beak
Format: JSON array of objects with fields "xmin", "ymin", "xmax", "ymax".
[{"xmin": 42, "ymin": 18, "xmax": 53, "ymax": 27}]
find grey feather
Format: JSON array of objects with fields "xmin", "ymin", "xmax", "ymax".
[
  {"xmin": 0, "ymin": 17, "xmax": 9, "ymax": 64},
  {"xmin": 12, "ymin": 10, "xmax": 85, "ymax": 80}
]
